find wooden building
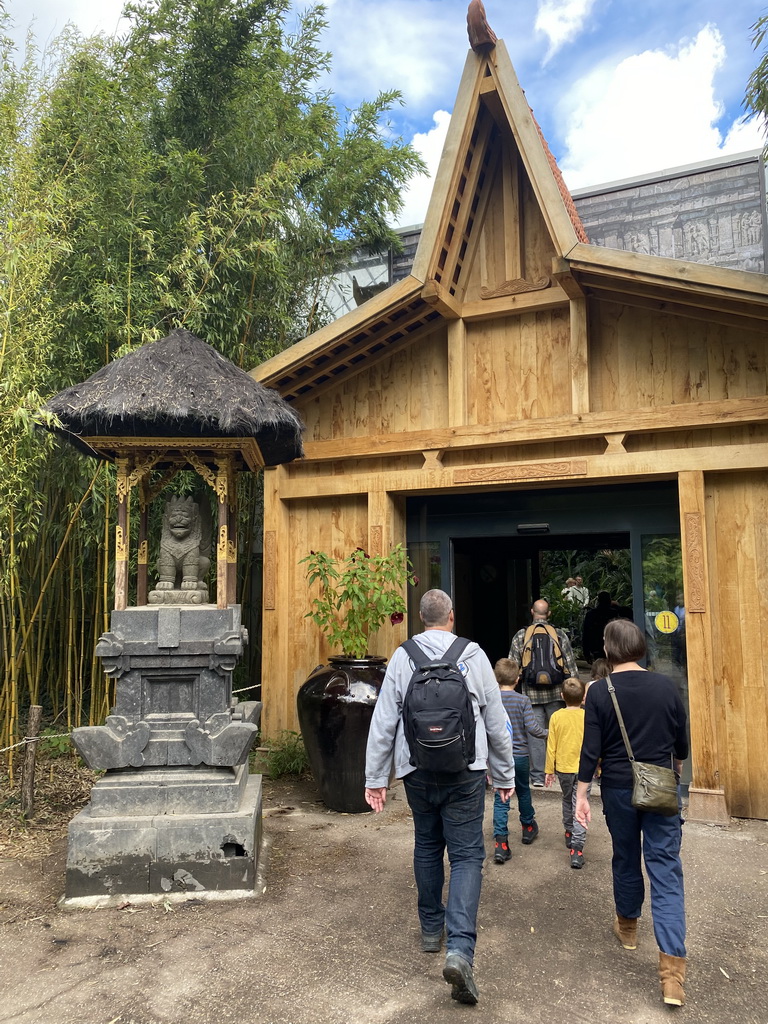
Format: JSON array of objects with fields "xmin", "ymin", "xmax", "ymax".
[{"xmin": 251, "ymin": 41, "xmax": 768, "ymax": 822}]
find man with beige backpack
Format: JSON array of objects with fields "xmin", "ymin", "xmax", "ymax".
[{"xmin": 508, "ymin": 599, "xmax": 579, "ymax": 792}]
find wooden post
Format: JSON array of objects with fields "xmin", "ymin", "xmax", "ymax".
[
  {"xmin": 227, "ymin": 466, "xmax": 238, "ymax": 606},
  {"xmin": 137, "ymin": 477, "xmax": 149, "ymax": 606},
  {"xmin": 115, "ymin": 458, "xmax": 130, "ymax": 610},
  {"xmin": 679, "ymin": 470, "xmax": 729, "ymax": 823},
  {"xmin": 215, "ymin": 460, "xmax": 230, "ymax": 609},
  {"xmin": 21, "ymin": 705, "xmax": 43, "ymax": 819}
]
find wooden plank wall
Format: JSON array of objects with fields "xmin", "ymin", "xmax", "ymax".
[
  {"xmin": 465, "ymin": 309, "xmax": 572, "ymax": 423},
  {"xmin": 297, "ymin": 327, "xmax": 449, "ymax": 441},
  {"xmin": 262, "ymin": 488, "xmax": 409, "ymax": 737},
  {"xmin": 590, "ymin": 299, "xmax": 768, "ymax": 409},
  {"xmin": 707, "ymin": 471, "xmax": 768, "ymax": 818}
]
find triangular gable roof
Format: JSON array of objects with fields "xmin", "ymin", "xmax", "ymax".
[{"xmin": 252, "ymin": 40, "xmax": 768, "ymax": 401}]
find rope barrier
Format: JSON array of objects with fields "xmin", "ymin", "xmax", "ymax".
[{"xmin": 0, "ymin": 733, "xmax": 72, "ymax": 755}]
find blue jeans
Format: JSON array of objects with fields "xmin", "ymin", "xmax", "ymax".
[
  {"xmin": 528, "ymin": 700, "xmax": 565, "ymax": 784},
  {"xmin": 492, "ymin": 755, "xmax": 535, "ymax": 834},
  {"xmin": 601, "ymin": 786, "xmax": 686, "ymax": 957},
  {"xmin": 403, "ymin": 768, "xmax": 487, "ymax": 964}
]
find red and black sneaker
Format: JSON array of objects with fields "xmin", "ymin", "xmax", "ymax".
[
  {"xmin": 569, "ymin": 848, "xmax": 584, "ymax": 869},
  {"xmin": 493, "ymin": 835, "xmax": 511, "ymax": 863},
  {"xmin": 521, "ymin": 820, "xmax": 539, "ymax": 845},
  {"xmin": 564, "ymin": 830, "xmax": 572, "ymax": 848}
]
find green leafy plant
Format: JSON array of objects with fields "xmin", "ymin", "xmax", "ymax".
[
  {"xmin": 259, "ymin": 730, "xmax": 310, "ymax": 779},
  {"xmin": 301, "ymin": 544, "xmax": 414, "ymax": 658}
]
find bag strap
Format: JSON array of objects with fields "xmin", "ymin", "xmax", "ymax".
[
  {"xmin": 401, "ymin": 636, "xmax": 470, "ymax": 668},
  {"xmin": 606, "ymin": 674, "xmax": 636, "ymax": 763}
]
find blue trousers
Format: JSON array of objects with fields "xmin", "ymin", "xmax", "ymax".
[
  {"xmin": 601, "ymin": 786, "xmax": 686, "ymax": 957},
  {"xmin": 492, "ymin": 754, "xmax": 535, "ymax": 834},
  {"xmin": 403, "ymin": 768, "xmax": 487, "ymax": 964}
]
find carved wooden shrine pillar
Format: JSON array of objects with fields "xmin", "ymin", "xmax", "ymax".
[
  {"xmin": 115, "ymin": 458, "xmax": 131, "ymax": 611},
  {"xmin": 214, "ymin": 457, "xmax": 237, "ymax": 610}
]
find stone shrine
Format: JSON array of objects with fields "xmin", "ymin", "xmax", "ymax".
[{"xmin": 43, "ymin": 329, "xmax": 303, "ymax": 902}]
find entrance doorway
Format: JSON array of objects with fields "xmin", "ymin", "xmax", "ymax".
[{"xmin": 452, "ymin": 533, "xmax": 630, "ymax": 665}]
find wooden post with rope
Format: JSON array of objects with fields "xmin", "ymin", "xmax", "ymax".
[{"xmin": 21, "ymin": 705, "xmax": 43, "ymax": 819}]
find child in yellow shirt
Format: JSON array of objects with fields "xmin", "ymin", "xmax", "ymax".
[{"xmin": 545, "ymin": 677, "xmax": 587, "ymax": 869}]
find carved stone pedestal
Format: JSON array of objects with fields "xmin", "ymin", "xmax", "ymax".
[{"xmin": 63, "ymin": 605, "xmax": 263, "ymax": 904}]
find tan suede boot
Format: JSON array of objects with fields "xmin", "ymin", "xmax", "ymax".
[
  {"xmin": 659, "ymin": 952, "xmax": 686, "ymax": 1006},
  {"xmin": 613, "ymin": 914, "xmax": 638, "ymax": 949}
]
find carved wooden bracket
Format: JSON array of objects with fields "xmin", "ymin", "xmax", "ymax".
[
  {"xmin": 422, "ymin": 449, "xmax": 446, "ymax": 470},
  {"xmin": 604, "ymin": 433, "xmax": 627, "ymax": 454},
  {"xmin": 480, "ymin": 276, "xmax": 551, "ymax": 299}
]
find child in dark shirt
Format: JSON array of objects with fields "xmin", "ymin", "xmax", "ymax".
[{"xmin": 491, "ymin": 658, "xmax": 548, "ymax": 863}]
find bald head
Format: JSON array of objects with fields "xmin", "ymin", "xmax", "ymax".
[{"xmin": 531, "ymin": 599, "xmax": 549, "ymax": 621}]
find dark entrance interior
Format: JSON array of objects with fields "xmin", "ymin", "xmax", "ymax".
[{"xmin": 452, "ymin": 533, "xmax": 630, "ymax": 665}]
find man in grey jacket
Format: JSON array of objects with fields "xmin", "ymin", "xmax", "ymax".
[{"xmin": 365, "ymin": 589, "xmax": 515, "ymax": 1006}]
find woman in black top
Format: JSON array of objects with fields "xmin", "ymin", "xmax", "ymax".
[{"xmin": 575, "ymin": 618, "xmax": 688, "ymax": 1007}]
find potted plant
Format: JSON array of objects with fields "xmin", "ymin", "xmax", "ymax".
[{"xmin": 296, "ymin": 545, "xmax": 414, "ymax": 813}]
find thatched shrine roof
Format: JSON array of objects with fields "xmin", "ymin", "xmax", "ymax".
[{"xmin": 43, "ymin": 329, "xmax": 304, "ymax": 467}]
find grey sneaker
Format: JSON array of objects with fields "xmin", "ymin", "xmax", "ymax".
[
  {"xmin": 421, "ymin": 928, "xmax": 444, "ymax": 952},
  {"xmin": 443, "ymin": 952, "xmax": 479, "ymax": 1005}
]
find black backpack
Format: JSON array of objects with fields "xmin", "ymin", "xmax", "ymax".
[
  {"xmin": 401, "ymin": 637, "xmax": 476, "ymax": 772},
  {"xmin": 520, "ymin": 622, "xmax": 566, "ymax": 688}
]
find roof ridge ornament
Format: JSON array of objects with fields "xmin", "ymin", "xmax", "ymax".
[{"xmin": 467, "ymin": 0, "xmax": 497, "ymax": 54}]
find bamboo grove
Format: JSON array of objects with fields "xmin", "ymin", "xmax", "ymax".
[{"xmin": 0, "ymin": 0, "xmax": 423, "ymax": 774}]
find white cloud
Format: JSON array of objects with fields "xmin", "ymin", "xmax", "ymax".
[
  {"xmin": 393, "ymin": 109, "xmax": 451, "ymax": 229},
  {"xmin": 557, "ymin": 25, "xmax": 762, "ymax": 189},
  {"xmin": 535, "ymin": 0, "xmax": 599, "ymax": 62}
]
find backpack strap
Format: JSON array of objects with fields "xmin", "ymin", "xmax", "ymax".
[
  {"xmin": 401, "ymin": 636, "xmax": 470, "ymax": 667},
  {"xmin": 522, "ymin": 622, "xmax": 563, "ymax": 664}
]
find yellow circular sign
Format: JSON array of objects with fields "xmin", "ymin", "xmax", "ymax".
[{"xmin": 654, "ymin": 610, "xmax": 679, "ymax": 634}]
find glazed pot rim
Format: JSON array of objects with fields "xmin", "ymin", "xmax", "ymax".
[{"xmin": 327, "ymin": 654, "xmax": 387, "ymax": 666}]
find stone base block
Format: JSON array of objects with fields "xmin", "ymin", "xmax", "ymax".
[
  {"xmin": 64, "ymin": 774, "xmax": 262, "ymax": 901},
  {"xmin": 88, "ymin": 764, "xmax": 249, "ymax": 816}
]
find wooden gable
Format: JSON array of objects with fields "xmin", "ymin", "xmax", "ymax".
[{"xmin": 252, "ymin": 40, "xmax": 768, "ymax": 823}]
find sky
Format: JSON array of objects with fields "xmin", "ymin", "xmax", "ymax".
[{"xmin": 4, "ymin": 0, "xmax": 766, "ymax": 229}]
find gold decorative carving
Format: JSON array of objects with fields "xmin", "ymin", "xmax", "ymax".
[
  {"xmin": 186, "ymin": 451, "xmax": 217, "ymax": 491},
  {"xmin": 115, "ymin": 458, "xmax": 131, "ymax": 500},
  {"xmin": 115, "ymin": 525, "xmax": 127, "ymax": 561},
  {"xmin": 480, "ymin": 276, "xmax": 551, "ymax": 299},
  {"xmin": 264, "ymin": 530, "xmax": 276, "ymax": 610},
  {"xmin": 454, "ymin": 460, "xmax": 588, "ymax": 484},
  {"xmin": 684, "ymin": 512, "xmax": 706, "ymax": 612},
  {"xmin": 137, "ymin": 539, "xmax": 148, "ymax": 565},
  {"xmin": 127, "ymin": 452, "xmax": 162, "ymax": 490},
  {"xmin": 217, "ymin": 525, "xmax": 228, "ymax": 560},
  {"xmin": 227, "ymin": 540, "xmax": 237, "ymax": 563},
  {"xmin": 370, "ymin": 525, "xmax": 383, "ymax": 556}
]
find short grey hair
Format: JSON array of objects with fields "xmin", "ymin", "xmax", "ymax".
[{"xmin": 420, "ymin": 589, "xmax": 453, "ymax": 627}]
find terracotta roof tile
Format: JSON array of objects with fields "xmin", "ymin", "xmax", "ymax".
[{"xmin": 528, "ymin": 106, "xmax": 589, "ymax": 244}]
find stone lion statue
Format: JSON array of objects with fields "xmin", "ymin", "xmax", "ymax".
[{"xmin": 155, "ymin": 495, "xmax": 211, "ymax": 593}]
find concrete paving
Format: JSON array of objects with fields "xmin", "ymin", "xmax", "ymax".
[{"xmin": 0, "ymin": 775, "xmax": 766, "ymax": 1024}]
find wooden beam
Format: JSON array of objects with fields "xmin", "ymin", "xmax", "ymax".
[
  {"xmin": 277, "ymin": 441, "xmax": 768, "ymax": 500},
  {"xmin": 552, "ymin": 256, "xmax": 584, "ymax": 298},
  {"xmin": 462, "ymin": 285, "xmax": 568, "ymax": 321},
  {"xmin": 566, "ymin": 241, "xmax": 768, "ymax": 302},
  {"xmin": 421, "ymin": 279, "xmax": 462, "ymax": 318},
  {"xmin": 114, "ymin": 458, "xmax": 130, "ymax": 611},
  {"xmin": 250, "ymin": 276, "xmax": 424, "ymax": 386},
  {"xmin": 301, "ymin": 395, "xmax": 768, "ymax": 463}
]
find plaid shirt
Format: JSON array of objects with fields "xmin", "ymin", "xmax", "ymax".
[{"xmin": 509, "ymin": 622, "xmax": 579, "ymax": 705}]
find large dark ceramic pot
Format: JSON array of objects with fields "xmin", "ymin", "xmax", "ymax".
[{"xmin": 297, "ymin": 655, "xmax": 386, "ymax": 813}]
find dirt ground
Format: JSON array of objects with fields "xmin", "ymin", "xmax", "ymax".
[{"xmin": 1, "ymin": 769, "xmax": 767, "ymax": 1024}]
